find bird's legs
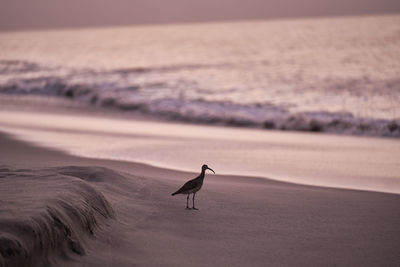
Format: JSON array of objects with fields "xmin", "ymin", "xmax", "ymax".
[
  {"xmin": 184, "ymin": 193, "xmax": 198, "ymax": 210},
  {"xmin": 192, "ymin": 193, "xmax": 198, "ymax": 210},
  {"xmin": 186, "ymin": 194, "xmax": 191, "ymax": 210}
]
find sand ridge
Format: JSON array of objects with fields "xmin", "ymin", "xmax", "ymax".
[{"xmin": 0, "ymin": 166, "xmax": 116, "ymax": 267}]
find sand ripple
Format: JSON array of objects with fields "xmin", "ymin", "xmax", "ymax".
[{"xmin": 0, "ymin": 166, "xmax": 116, "ymax": 267}]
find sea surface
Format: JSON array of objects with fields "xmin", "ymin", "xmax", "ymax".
[{"xmin": 0, "ymin": 15, "xmax": 399, "ymax": 137}]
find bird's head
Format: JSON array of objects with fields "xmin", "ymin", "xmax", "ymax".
[{"xmin": 202, "ymin": 164, "xmax": 215, "ymax": 174}]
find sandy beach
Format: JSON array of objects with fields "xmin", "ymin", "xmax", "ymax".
[{"xmin": 1, "ymin": 107, "xmax": 400, "ymax": 266}]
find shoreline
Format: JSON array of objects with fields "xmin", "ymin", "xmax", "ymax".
[
  {"xmin": 1, "ymin": 132, "xmax": 400, "ymax": 266},
  {"xmin": 2, "ymin": 130, "xmax": 397, "ymax": 196},
  {"xmin": 0, "ymin": 91, "xmax": 399, "ymax": 138},
  {"xmin": 1, "ymin": 105, "xmax": 399, "ymax": 194}
]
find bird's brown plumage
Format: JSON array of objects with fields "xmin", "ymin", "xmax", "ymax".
[
  {"xmin": 171, "ymin": 176, "xmax": 203, "ymax": 195},
  {"xmin": 171, "ymin": 164, "xmax": 215, "ymax": 209}
]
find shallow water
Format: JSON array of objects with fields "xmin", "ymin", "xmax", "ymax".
[
  {"xmin": 1, "ymin": 110, "xmax": 399, "ymax": 194},
  {"xmin": 0, "ymin": 15, "xmax": 400, "ymax": 136}
]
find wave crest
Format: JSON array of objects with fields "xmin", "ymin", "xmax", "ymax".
[{"xmin": 1, "ymin": 60, "xmax": 399, "ymax": 138}]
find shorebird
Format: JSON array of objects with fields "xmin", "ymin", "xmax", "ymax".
[{"xmin": 171, "ymin": 164, "xmax": 215, "ymax": 210}]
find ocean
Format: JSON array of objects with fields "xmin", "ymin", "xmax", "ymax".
[{"xmin": 0, "ymin": 14, "xmax": 399, "ymax": 137}]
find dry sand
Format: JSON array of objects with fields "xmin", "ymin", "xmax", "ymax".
[{"xmin": 1, "ymin": 132, "xmax": 400, "ymax": 267}]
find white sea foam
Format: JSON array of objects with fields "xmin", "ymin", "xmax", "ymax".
[{"xmin": 0, "ymin": 15, "xmax": 399, "ymax": 137}]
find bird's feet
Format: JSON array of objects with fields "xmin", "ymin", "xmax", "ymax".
[
  {"xmin": 186, "ymin": 207, "xmax": 192, "ymax": 210},
  {"xmin": 192, "ymin": 207, "xmax": 199, "ymax": 210}
]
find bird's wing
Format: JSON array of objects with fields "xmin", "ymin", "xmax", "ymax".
[{"xmin": 174, "ymin": 178, "xmax": 199, "ymax": 194}]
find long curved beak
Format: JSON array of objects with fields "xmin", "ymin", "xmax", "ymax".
[{"xmin": 207, "ymin": 167, "xmax": 215, "ymax": 174}]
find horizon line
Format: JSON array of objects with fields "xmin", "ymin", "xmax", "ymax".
[{"xmin": 0, "ymin": 11, "xmax": 399, "ymax": 33}]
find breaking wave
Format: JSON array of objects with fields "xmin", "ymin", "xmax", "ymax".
[{"xmin": 0, "ymin": 59, "xmax": 399, "ymax": 137}]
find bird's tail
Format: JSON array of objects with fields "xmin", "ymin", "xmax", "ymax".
[{"xmin": 171, "ymin": 192, "xmax": 177, "ymax": 196}]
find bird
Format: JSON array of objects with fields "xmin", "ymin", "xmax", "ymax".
[{"xmin": 171, "ymin": 164, "xmax": 215, "ymax": 210}]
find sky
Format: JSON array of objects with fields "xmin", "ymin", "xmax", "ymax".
[{"xmin": 0, "ymin": 0, "xmax": 399, "ymax": 31}]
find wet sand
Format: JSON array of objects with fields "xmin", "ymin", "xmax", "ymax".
[
  {"xmin": 1, "ymin": 108, "xmax": 400, "ymax": 194},
  {"xmin": 1, "ymin": 132, "xmax": 400, "ymax": 266}
]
